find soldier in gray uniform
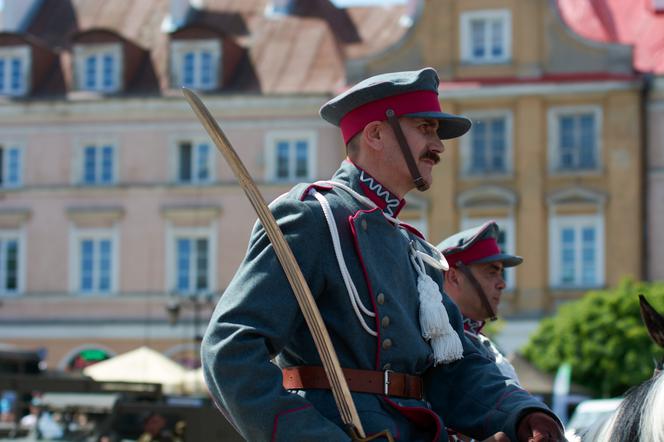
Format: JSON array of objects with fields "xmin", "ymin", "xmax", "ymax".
[
  {"xmin": 201, "ymin": 68, "xmax": 564, "ymax": 441},
  {"xmin": 437, "ymin": 221, "xmax": 523, "ymax": 386}
]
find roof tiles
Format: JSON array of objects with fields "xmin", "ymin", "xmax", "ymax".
[
  {"xmin": 557, "ymin": 0, "xmax": 664, "ymax": 74},
  {"xmin": 22, "ymin": 0, "xmax": 408, "ymax": 95}
]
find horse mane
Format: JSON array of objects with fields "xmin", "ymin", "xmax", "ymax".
[
  {"xmin": 582, "ymin": 371, "xmax": 664, "ymax": 442},
  {"xmin": 640, "ymin": 372, "xmax": 664, "ymax": 442},
  {"xmin": 581, "ymin": 295, "xmax": 664, "ymax": 442}
]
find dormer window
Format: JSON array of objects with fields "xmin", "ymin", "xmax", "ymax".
[
  {"xmin": 170, "ymin": 39, "xmax": 220, "ymax": 90},
  {"xmin": 0, "ymin": 46, "xmax": 30, "ymax": 96},
  {"xmin": 73, "ymin": 43, "xmax": 122, "ymax": 93}
]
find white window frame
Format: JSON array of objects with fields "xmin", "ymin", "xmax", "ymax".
[
  {"xmin": 69, "ymin": 227, "xmax": 119, "ymax": 295},
  {"xmin": 165, "ymin": 224, "xmax": 217, "ymax": 295},
  {"xmin": 0, "ymin": 229, "xmax": 25, "ymax": 296},
  {"xmin": 73, "ymin": 138, "xmax": 118, "ymax": 185},
  {"xmin": 0, "ymin": 45, "xmax": 30, "ymax": 96},
  {"xmin": 73, "ymin": 43, "xmax": 122, "ymax": 93},
  {"xmin": 170, "ymin": 39, "xmax": 221, "ymax": 90},
  {"xmin": 460, "ymin": 9, "xmax": 512, "ymax": 64},
  {"xmin": 0, "ymin": 142, "xmax": 23, "ymax": 188},
  {"xmin": 264, "ymin": 130, "xmax": 317, "ymax": 182},
  {"xmin": 460, "ymin": 217, "xmax": 516, "ymax": 290},
  {"xmin": 549, "ymin": 214, "xmax": 605, "ymax": 289},
  {"xmin": 460, "ymin": 110, "xmax": 513, "ymax": 177},
  {"xmin": 171, "ymin": 136, "xmax": 215, "ymax": 184},
  {"xmin": 548, "ymin": 105, "xmax": 602, "ymax": 174}
]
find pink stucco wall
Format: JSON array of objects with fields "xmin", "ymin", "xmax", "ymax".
[{"xmin": 0, "ymin": 97, "xmax": 346, "ymax": 299}]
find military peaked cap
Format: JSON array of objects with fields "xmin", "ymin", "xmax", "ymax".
[
  {"xmin": 437, "ymin": 221, "xmax": 523, "ymax": 268},
  {"xmin": 320, "ymin": 67, "xmax": 472, "ymax": 144}
]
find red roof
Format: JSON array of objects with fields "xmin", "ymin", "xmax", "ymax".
[
  {"xmin": 23, "ymin": 0, "xmax": 408, "ymax": 96},
  {"xmin": 557, "ymin": 0, "xmax": 664, "ymax": 74}
]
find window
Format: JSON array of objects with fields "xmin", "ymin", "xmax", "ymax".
[
  {"xmin": 0, "ymin": 145, "xmax": 22, "ymax": 188},
  {"xmin": 80, "ymin": 144, "xmax": 115, "ymax": 185},
  {"xmin": 175, "ymin": 140, "xmax": 213, "ymax": 183},
  {"xmin": 167, "ymin": 227, "xmax": 216, "ymax": 294},
  {"xmin": 460, "ymin": 10, "xmax": 511, "ymax": 64},
  {"xmin": 176, "ymin": 237, "xmax": 208, "ymax": 292},
  {"xmin": 265, "ymin": 131, "xmax": 316, "ymax": 181},
  {"xmin": 71, "ymin": 229, "xmax": 117, "ymax": 294},
  {"xmin": 461, "ymin": 217, "xmax": 516, "ymax": 289},
  {"xmin": 170, "ymin": 40, "xmax": 220, "ymax": 90},
  {"xmin": 0, "ymin": 46, "xmax": 30, "ymax": 96},
  {"xmin": 461, "ymin": 112, "xmax": 512, "ymax": 176},
  {"xmin": 0, "ymin": 231, "xmax": 21, "ymax": 295},
  {"xmin": 74, "ymin": 44, "xmax": 122, "ymax": 93},
  {"xmin": 549, "ymin": 106, "xmax": 601, "ymax": 173},
  {"xmin": 549, "ymin": 215, "xmax": 604, "ymax": 288}
]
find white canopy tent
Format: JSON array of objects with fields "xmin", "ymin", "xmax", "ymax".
[{"xmin": 83, "ymin": 346, "xmax": 187, "ymax": 394}]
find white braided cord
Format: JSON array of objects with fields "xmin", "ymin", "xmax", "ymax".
[{"xmin": 312, "ymin": 190, "xmax": 377, "ymax": 337}]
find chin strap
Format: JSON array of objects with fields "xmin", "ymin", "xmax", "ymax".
[
  {"xmin": 456, "ymin": 261, "xmax": 497, "ymax": 321},
  {"xmin": 385, "ymin": 109, "xmax": 429, "ymax": 191}
]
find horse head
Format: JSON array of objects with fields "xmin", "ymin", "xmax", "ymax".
[
  {"xmin": 581, "ymin": 295, "xmax": 664, "ymax": 442},
  {"xmin": 638, "ymin": 294, "xmax": 664, "ymax": 375}
]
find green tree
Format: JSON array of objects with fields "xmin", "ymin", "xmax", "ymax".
[{"xmin": 523, "ymin": 278, "xmax": 664, "ymax": 397}]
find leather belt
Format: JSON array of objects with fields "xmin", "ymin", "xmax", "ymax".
[{"xmin": 282, "ymin": 366, "xmax": 423, "ymax": 400}]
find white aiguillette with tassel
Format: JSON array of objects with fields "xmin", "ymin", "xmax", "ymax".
[{"xmin": 409, "ymin": 241, "xmax": 463, "ymax": 365}]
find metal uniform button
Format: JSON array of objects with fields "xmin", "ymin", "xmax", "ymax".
[
  {"xmin": 361, "ymin": 219, "xmax": 368, "ymax": 231},
  {"xmin": 381, "ymin": 316, "xmax": 390, "ymax": 328},
  {"xmin": 382, "ymin": 338, "xmax": 392, "ymax": 350},
  {"xmin": 376, "ymin": 293, "xmax": 385, "ymax": 305}
]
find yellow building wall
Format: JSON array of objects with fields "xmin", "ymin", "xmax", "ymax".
[
  {"xmin": 436, "ymin": 92, "xmax": 642, "ymax": 314},
  {"xmin": 402, "ymin": 0, "xmax": 644, "ymax": 314}
]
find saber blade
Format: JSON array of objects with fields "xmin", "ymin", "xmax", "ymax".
[{"xmin": 182, "ymin": 88, "xmax": 365, "ymax": 438}]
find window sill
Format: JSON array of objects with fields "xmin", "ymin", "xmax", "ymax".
[
  {"xmin": 460, "ymin": 172, "xmax": 513, "ymax": 181},
  {"xmin": 548, "ymin": 169, "xmax": 602, "ymax": 177},
  {"xmin": 172, "ymin": 180, "xmax": 214, "ymax": 186},
  {"xmin": 549, "ymin": 285, "xmax": 605, "ymax": 293},
  {"xmin": 459, "ymin": 59, "xmax": 512, "ymax": 67}
]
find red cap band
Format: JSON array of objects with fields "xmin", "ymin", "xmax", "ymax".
[
  {"xmin": 339, "ymin": 90, "xmax": 442, "ymax": 144},
  {"xmin": 446, "ymin": 238, "xmax": 501, "ymax": 267}
]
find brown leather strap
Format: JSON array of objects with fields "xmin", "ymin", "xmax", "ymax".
[
  {"xmin": 283, "ymin": 366, "xmax": 423, "ymax": 400},
  {"xmin": 456, "ymin": 261, "xmax": 497, "ymax": 321},
  {"xmin": 385, "ymin": 109, "xmax": 429, "ymax": 191}
]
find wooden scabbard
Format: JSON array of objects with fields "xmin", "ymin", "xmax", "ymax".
[{"xmin": 182, "ymin": 88, "xmax": 366, "ymax": 438}]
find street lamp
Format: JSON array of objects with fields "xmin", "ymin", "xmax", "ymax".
[{"xmin": 165, "ymin": 292, "xmax": 217, "ymax": 367}]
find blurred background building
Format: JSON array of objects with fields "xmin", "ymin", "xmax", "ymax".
[{"xmin": 0, "ymin": 0, "xmax": 660, "ymax": 375}]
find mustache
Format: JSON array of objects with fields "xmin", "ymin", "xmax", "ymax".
[{"xmin": 420, "ymin": 150, "xmax": 440, "ymax": 164}]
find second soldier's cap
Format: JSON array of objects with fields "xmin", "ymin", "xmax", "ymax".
[
  {"xmin": 437, "ymin": 221, "xmax": 523, "ymax": 268},
  {"xmin": 320, "ymin": 67, "xmax": 471, "ymax": 144}
]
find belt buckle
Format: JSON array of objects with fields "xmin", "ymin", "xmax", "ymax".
[{"xmin": 383, "ymin": 369, "xmax": 393, "ymax": 396}]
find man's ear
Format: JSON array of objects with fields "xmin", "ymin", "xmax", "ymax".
[
  {"xmin": 362, "ymin": 121, "xmax": 384, "ymax": 152},
  {"xmin": 444, "ymin": 267, "xmax": 461, "ymax": 288}
]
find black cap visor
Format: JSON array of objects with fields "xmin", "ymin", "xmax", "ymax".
[{"xmin": 404, "ymin": 111, "xmax": 472, "ymax": 140}]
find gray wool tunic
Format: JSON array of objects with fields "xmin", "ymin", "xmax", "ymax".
[{"xmin": 201, "ymin": 161, "xmax": 556, "ymax": 441}]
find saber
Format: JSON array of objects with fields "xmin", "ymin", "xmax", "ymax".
[{"xmin": 182, "ymin": 88, "xmax": 369, "ymax": 439}]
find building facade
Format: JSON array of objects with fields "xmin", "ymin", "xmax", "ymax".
[
  {"xmin": 0, "ymin": 0, "xmax": 411, "ymax": 369},
  {"xmin": 350, "ymin": 0, "xmax": 645, "ymax": 314},
  {"xmin": 0, "ymin": 0, "xmax": 656, "ymax": 371},
  {"xmin": 553, "ymin": 0, "xmax": 664, "ymax": 281}
]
